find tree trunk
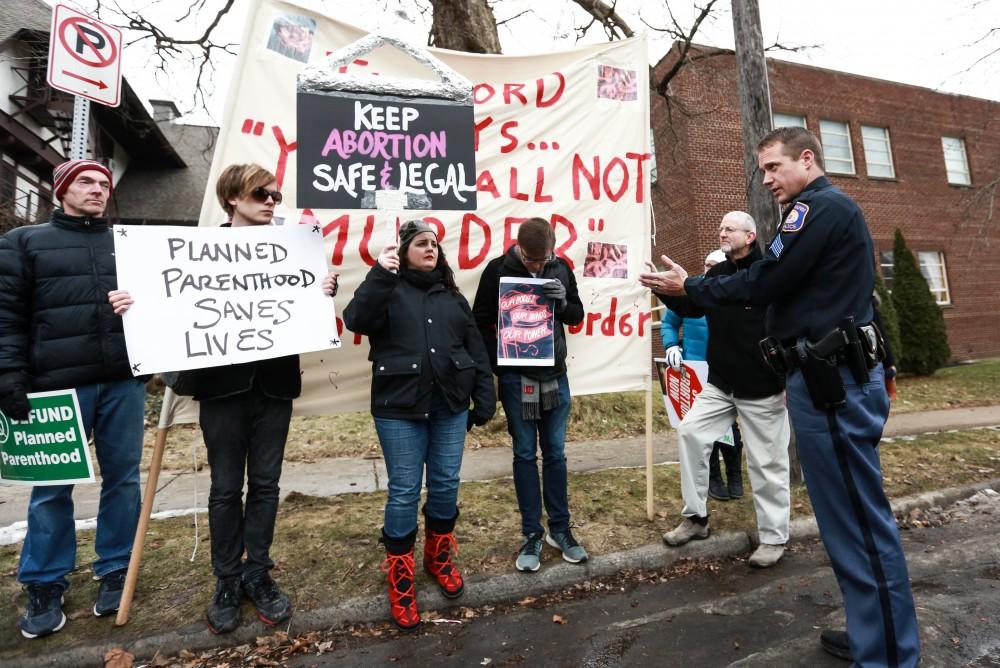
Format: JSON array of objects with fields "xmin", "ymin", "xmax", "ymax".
[
  {"xmin": 429, "ymin": 0, "xmax": 502, "ymax": 54},
  {"xmin": 731, "ymin": 0, "xmax": 780, "ymax": 243}
]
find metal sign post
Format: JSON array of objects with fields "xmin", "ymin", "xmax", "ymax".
[{"xmin": 70, "ymin": 96, "xmax": 90, "ymax": 160}]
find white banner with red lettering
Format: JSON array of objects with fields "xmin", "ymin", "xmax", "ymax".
[{"xmin": 196, "ymin": 0, "xmax": 652, "ymax": 416}]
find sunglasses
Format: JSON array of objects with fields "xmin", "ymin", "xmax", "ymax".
[{"xmin": 250, "ymin": 186, "xmax": 283, "ymax": 204}]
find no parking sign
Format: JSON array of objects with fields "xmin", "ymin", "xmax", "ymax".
[{"xmin": 47, "ymin": 4, "xmax": 123, "ymax": 107}]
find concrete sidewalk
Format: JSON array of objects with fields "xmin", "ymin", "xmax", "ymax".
[{"xmin": 1, "ymin": 404, "xmax": 999, "ymax": 529}]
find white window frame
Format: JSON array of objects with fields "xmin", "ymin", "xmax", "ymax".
[
  {"xmin": 879, "ymin": 251, "xmax": 894, "ymax": 292},
  {"xmin": 819, "ymin": 119, "xmax": 856, "ymax": 175},
  {"xmin": 773, "ymin": 112, "xmax": 806, "ymax": 128},
  {"xmin": 917, "ymin": 251, "xmax": 951, "ymax": 305},
  {"xmin": 860, "ymin": 125, "xmax": 895, "ymax": 178},
  {"xmin": 941, "ymin": 136, "xmax": 971, "ymax": 185},
  {"xmin": 879, "ymin": 250, "xmax": 951, "ymax": 305}
]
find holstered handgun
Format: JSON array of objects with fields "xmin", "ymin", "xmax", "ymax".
[
  {"xmin": 794, "ymin": 337, "xmax": 846, "ymax": 410},
  {"xmin": 840, "ymin": 317, "xmax": 869, "ymax": 385}
]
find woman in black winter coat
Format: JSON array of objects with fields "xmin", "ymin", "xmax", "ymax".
[{"xmin": 343, "ymin": 219, "xmax": 495, "ymax": 632}]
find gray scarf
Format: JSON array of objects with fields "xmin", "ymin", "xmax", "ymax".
[{"xmin": 520, "ymin": 376, "xmax": 561, "ymax": 420}]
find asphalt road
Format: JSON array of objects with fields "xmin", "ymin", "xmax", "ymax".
[{"xmin": 291, "ymin": 490, "xmax": 1000, "ymax": 668}]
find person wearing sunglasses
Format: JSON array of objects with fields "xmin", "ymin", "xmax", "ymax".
[
  {"xmin": 110, "ymin": 163, "xmax": 337, "ymax": 635},
  {"xmin": 344, "ymin": 219, "xmax": 495, "ymax": 631}
]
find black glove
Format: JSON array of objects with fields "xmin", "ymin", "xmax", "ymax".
[
  {"xmin": 467, "ymin": 409, "xmax": 491, "ymax": 432},
  {"xmin": 0, "ymin": 388, "xmax": 30, "ymax": 421},
  {"xmin": 542, "ymin": 279, "xmax": 567, "ymax": 312}
]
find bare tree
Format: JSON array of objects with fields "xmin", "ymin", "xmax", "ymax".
[
  {"xmin": 428, "ymin": 0, "xmax": 502, "ymax": 53},
  {"xmin": 86, "ymin": 0, "xmax": 240, "ymax": 115}
]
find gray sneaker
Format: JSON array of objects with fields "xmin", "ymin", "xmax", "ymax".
[
  {"xmin": 19, "ymin": 583, "xmax": 67, "ymax": 639},
  {"xmin": 748, "ymin": 543, "xmax": 785, "ymax": 568},
  {"xmin": 545, "ymin": 530, "xmax": 589, "ymax": 564},
  {"xmin": 662, "ymin": 518, "xmax": 710, "ymax": 546},
  {"xmin": 515, "ymin": 532, "xmax": 544, "ymax": 572}
]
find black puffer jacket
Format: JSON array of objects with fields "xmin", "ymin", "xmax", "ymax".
[
  {"xmin": 472, "ymin": 245, "xmax": 584, "ymax": 381},
  {"xmin": 0, "ymin": 210, "xmax": 133, "ymax": 396},
  {"xmin": 658, "ymin": 243, "xmax": 785, "ymax": 399},
  {"xmin": 343, "ymin": 263, "xmax": 495, "ymax": 421}
]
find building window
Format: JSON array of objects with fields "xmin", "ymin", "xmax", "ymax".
[
  {"xmin": 861, "ymin": 125, "xmax": 895, "ymax": 178},
  {"xmin": 941, "ymin": 136, "xmax": 971, "ymax": 185},
  {"xmin": 773, "ymin": 112, "xmax": 806, "ymax": 128},
  {"xmin": 879, "ymin": 250, "xmax": 951, "ymax": 305},
  {"xmin": 819, "ymin": 119, "xmax": 855, "ymax": 175},
  {"xmin": 918, "ymin": 251, "xmax": 951, "ymax": 305}
]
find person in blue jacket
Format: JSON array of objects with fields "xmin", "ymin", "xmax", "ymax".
[{"xmin": 659, "ymin": 250, "xmax": 744, "ymax": 501}]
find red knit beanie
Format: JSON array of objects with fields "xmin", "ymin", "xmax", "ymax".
[{"xmin": 53, "ymin": 159, "xmax": 114, "ymax": 201}]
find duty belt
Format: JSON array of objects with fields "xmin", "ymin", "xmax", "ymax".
[{"xmin": 759, "ymin": 318, "xmax": 883, "ymax": 384}]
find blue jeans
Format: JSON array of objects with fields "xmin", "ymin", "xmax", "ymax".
[
  {"xmin": 374, "ymin": 405, "xmax": 467, "ymax": 540},
  {"xmin": 499, "ymin": 374, "xmax": 572, "ymax": 536},
  {"xmin": 18, "ymin": 378, "xmax": 146, "ymax": 588}
]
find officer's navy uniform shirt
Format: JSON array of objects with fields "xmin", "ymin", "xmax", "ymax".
[{"xmin": 684, "ymin": 175, "xmax": 875, "ymax": 342}]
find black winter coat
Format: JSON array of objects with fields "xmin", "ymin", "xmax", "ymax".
[
  {"xmin": 188, "ymin": 355, "xmax": 301, "ymax": 402},
  {"xmin": 658, "ymin": 244, "xmax": 785, "ymax": 399},
  {"xmin": 343, "ymin": 264, "xmax": 495, "ymax": 421},
  {"xmin": 472, "ymin": 246, "xmax": 584, "ymax": 381},
  {"xmin": 0, "ymin": 210, "xmax": 133, "ymax": 396}
]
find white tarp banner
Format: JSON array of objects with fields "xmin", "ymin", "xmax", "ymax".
[
  {"xmin": 115, "ymin": 224, "xmax": 339, "ymax": 375},
  {"xmin": 189, "ymin": 0, "xmax": 652, "ymax": 417}
]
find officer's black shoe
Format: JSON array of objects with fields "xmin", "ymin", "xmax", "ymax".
[
  {"xmin": 819, "ymin": 629, "xmax": 852, "ymax": 661},
  {"xmin": 206, "ymin": 576, "xmax": 242, "ymax": 635},
  {"xmin": 93, "ymin": 568, "xmax": 128, "ymax": 617}
]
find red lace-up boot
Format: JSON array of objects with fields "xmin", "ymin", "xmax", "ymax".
[
  {"xmin": 380, "ymin": 530, "xmax": 420, "ymax": 632},
  {"xmin": 423, "ymin": 508, "xmax": 464, "ymax": 598}
]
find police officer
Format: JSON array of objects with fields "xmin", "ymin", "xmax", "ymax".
[{"xmin": 639, "ymin": 126, "xmax": 920, "ymax": 667}]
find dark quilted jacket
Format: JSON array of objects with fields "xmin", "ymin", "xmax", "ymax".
[{"xmin": 0, "ymin": 209, "xmax": 133, "ymax": 395}]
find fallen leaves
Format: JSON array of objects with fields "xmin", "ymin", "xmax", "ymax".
[{"xmin": 104, "ymin": 648, "xmax": 135, "ymax": 668}]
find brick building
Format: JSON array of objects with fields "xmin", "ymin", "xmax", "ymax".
[{"xmin": 651, "ymin": 44, "xmax": 1000, "ymax": 361}]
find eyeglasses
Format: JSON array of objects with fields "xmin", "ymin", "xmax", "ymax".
[
  {"xmin": 250, "ymin": 187, "xmax": 283, "ymax": 204},
  {"xmin": 719, "ymin": 226, "xmax": 751, "ymax": 234},
  {"xmin": 518, "ymin": 246, "xmax": 554, "ymax": 265}
]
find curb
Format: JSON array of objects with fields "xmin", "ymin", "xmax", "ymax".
[{"xmin": 13, "ymin": 477, "xmax": 1000, "ymax": 668}]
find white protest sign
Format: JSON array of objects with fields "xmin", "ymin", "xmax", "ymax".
[
  {"xmin": 114, "ymin": 224, "xmax": 340, "ymax": 375},
  {"xmin": 654, "ymin": 358, "xmax": 734, "ymax": 445}
]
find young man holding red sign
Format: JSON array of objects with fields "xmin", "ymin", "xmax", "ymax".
[
  {"xmin": 473, "ymin": 218, "xmax": 587, "ymax": 573},
  {"xmin": 643, "ymin": 211, "xmax": 791, "ymax": 569}
]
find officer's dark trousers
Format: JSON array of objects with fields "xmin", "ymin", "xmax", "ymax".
[{"xmin": 787, "ymin": 363, "xmax": 919, "ymax": 668}]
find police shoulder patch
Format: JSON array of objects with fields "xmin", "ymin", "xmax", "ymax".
[{"xmin": 781, "ymin": 202, "xmax": 809, "ymax": 233}]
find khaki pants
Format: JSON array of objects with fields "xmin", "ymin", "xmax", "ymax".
[{"xmin": 677, "ymin": 382, "xmax": 791, "ymax": 545}]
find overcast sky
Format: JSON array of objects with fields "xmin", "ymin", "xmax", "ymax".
[{"xmin": 69, "ymin": 0, "xmax": 999, "ymax": 123}]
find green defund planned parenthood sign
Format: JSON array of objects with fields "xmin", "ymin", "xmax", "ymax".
[{"xmin": 0, "ymin": 390, "xmax": 94, "ymax": 485}]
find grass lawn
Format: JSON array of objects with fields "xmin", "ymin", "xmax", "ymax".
[
  {"xmin": 142, "ymin": 357, "xmax": 1000, "ymax": 470},
  {"xmin": 5, "ymin": 426, "xmax": 1000, "ymax": 660}
]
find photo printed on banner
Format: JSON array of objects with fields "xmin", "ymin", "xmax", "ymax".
[
  {"xmin": 584, "ymin": 241, "xmax": 629, "ymax": 278},
  {"xmin": 597, "ymin": 64, "xmax": 638, "ymax": 101},
  {"xmin": 267, "ymin": 12, "xmax": 316, "ymax": 63}
]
